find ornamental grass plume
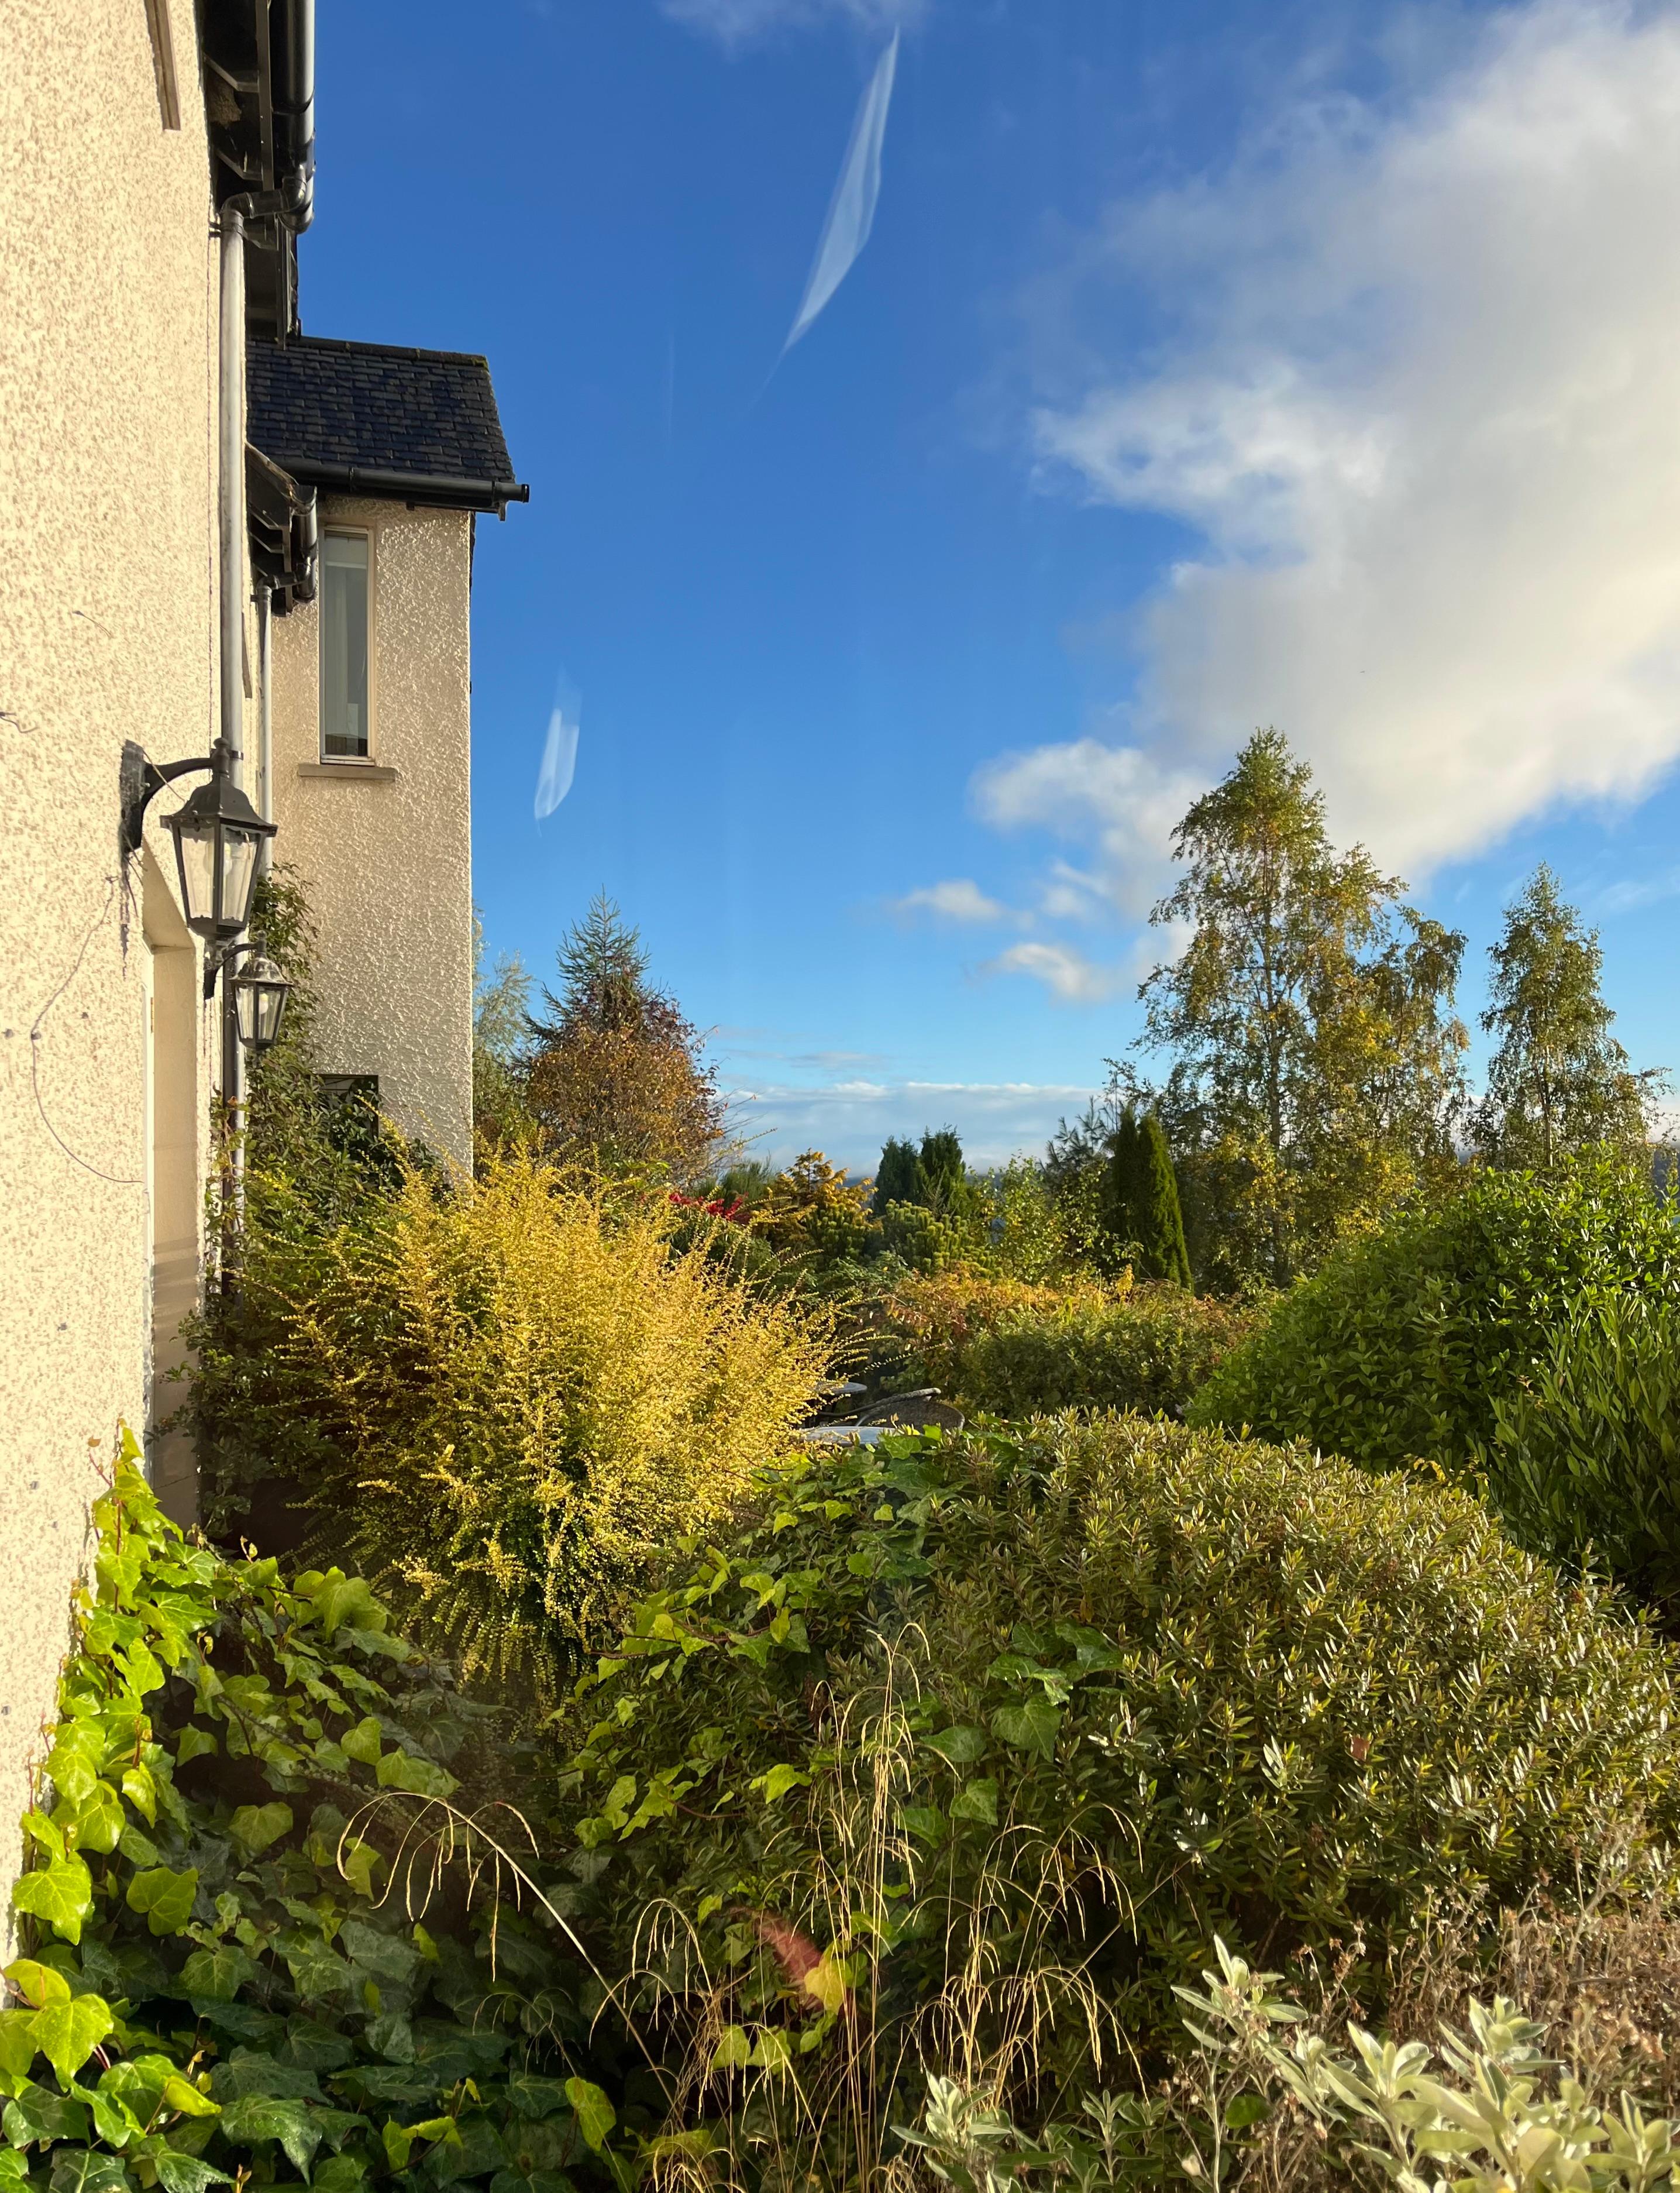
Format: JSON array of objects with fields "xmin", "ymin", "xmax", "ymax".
[{"xmin": 202, "ymin": 1151, "xmax": 832, "ymax": 1698}]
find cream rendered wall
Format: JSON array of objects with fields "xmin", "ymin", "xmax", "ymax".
[
  {"xmin": 0, "ymin": 0, "xmax": 225, "ymax": 1948},
  {"xmin": 270, "ymin": 497, "xmax": 476, "ymax": 1168}
]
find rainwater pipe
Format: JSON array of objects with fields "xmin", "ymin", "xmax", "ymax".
[{"xmin": 216, "ymin": 203, "xmax": 249, "ymax": 1250}]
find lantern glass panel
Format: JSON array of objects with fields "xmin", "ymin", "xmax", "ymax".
[
  {"xmin": 173, "ymin": 819, "xmax": 220, "ymax": 931},
  {"xmin": 234, "ymin": 961, "xmax": 289, "ymax": 1051},
  {"xmin": 218, "ymin": 825, "xmax": 261, "ymax": 935}
]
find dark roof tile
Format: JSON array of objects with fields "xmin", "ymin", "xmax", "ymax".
[{"xmin": 247, "ymin": 335, "xmax": 524, "ymax": 510}]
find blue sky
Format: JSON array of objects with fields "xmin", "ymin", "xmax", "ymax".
[{"xmin": 300, "ymin": 0, "xmax": 1680, "ymax": 1168}]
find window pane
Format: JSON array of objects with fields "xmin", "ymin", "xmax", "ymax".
[{"xmin": 320, "ymin": 533, "xmax": 370, "ymax": 757}]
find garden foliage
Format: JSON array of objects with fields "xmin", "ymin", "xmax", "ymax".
[
  {"xmin": 2, "ymin": 1440, "xmax": 618, "ymax": 2193},
  {"xmin": 552, "ymin": 1415, "xmax": 1680, "ymax": 2138},
  {"xmin": 1189, "ymin": 1152, "xmax": 1680, "ymax": 1473},
  {"xmin": 879, "ymin": 1270, "xmax": 1253, "ymax": 1418},
  {"xmin": 1100, "ymin": 1112, "xmax": 1192, "ymax": 1287},
  {"xmin": 188, "ymin": 1153, "xmax": 829, "ymax": 1694}
]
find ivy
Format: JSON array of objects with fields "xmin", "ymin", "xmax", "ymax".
[{"xmin": 4, "ymin": 1434, "xmax": 620, "ymax": 2193}]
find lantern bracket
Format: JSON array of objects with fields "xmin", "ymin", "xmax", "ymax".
[{"xmin": 120, "ymin": 738, "xmax": 226, "ymax": 859}]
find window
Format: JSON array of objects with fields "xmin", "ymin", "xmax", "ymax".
[{"xmin": 320, "ymin": 531, "xmax": 371, "ymax": 758}]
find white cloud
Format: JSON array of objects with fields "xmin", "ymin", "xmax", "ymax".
[
  {"xmin": 984, "ymin": 940, "xmax": 1127, "ymax": 1004},
  {"xmin": 1023, "ymin": 0, "xmax": 1680, "ymax": 883},
  {"xmin": 894, "ymin": 878, "xmax": 1011, "ymax": 924},
  {"xmin": 731, "ymin": 1077, "xmax": 1101, "ymax": 1170},
  {"xmin": 662, "ymin": 0, "xmax": 921, "ymax": 47},
  {"xmin": 972, "ymin": 738, "xmax": 1207, "ymax": 916},
  {"xmin": 1599, "ymin": 865, "xmax": 1680, "ymax": 913}
]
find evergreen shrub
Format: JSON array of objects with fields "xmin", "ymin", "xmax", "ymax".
[
  {"xmin": 881, "ymin": 1270, "xmax": 1254, "ymax": 1417},
  {"xmin": 1188, "ymin": 1152, "xmax": 1680, "ymax": 1471},
  {"xmin": 188, "ymin": 1153, "xmax": 829, "ymax": 1695},
  {"xmin": 553, "ymin": 1415, "xmax": 1680, "ymax": 2112}
]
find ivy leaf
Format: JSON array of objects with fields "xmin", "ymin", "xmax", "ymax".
[
  {"xmin": 990, "ymin": 1701, "xmax": 1061, "ymax": 1759},
  {"xmin": 159, "ymin": 2078, "xmax": 220, "ymax": 2121},
  {"xmin": 312, "ymin": 1577, "xmax": 385, "ymax": 1639},
  {"xmin": 173, "ymin": 1729, "xmax": 218, "ymax": 1767},
  {"xmin": 117, "ymin": 1827, "xmax": 159, "ymax": 1869},
  {"xmin": 217, "ymin": 2095, "xmax": 322, "ymax": 2175},
  {"xmin": 228, "ymin": 1804, "xmax": 293, "ymax": 1858},
  {"xmin": 12, "ymin": 1857, "xmax": 94, "ymax": 1943},
  {"xmin": 0, "ymin": 2012, "xmax": 37, "ymax": 2084},
  {"xmin": 125, "ymin": 1868, "xmax": 198, "ymax": 1937},
  {"xmin": 922, "ymin": 1725, "xmax": 987, "ymax": 1766},
  {"xmin": 749, "ymin": 1765, "xmax": 809, "ymax": 1805},
  {"xmin": 152, "ymin": 2158, "xmax": 234, "ymax": 2193},
  {"xmin": 0, "ymin": 2151, "xmax": 29, "ymax": 2186},
  {"xmin": 339, "ymin": 1720, "xmax": 383, "ymax": 1766},
  {"xmin": 66, "ymin": 1788, "xmax": 125, "ymax": 1858},
  {"xmin": 4, "ymin": 1962, "xmax": 70, "ymax": 2010},
  {"xmin": 29, "ymin": 1995, "xmax": 113, "ymax": 2084},
  {"xmin": 4, "ymin": 2082, "xmax": 90, "ymax": 2146},
  {"xmin": 372, "ymin": 1752, "xmax": 456, "ymax": 1799},
  {"xmin": 181, "ymin": 1948, "xmax": 256, "ymax": 2005},
  {"xmin": 47, "ymin": 2148, "xmax": 132, "ymax": 2193},
  {"xmin": 950, "ymin": 1778, "xmax": 1000, "ymax": 1827},
  {"xmin": 562, "ymin": 2080, "xmax": 614, "ymax": 2155},
  {"xmin": 708, "ymin": 2027, "xmax": 752, "ymax": 2072},
  {"xmin": 119, "ymin": 1766, "xmax": 157, "ymax": 1828},
  {"xmin": 309, "ymin": 2160, "xmax": 365, "ymax": 2193},
  {"xmin": 897, "ymin": 1805, "xmax": 947, "ymax": 1845}
]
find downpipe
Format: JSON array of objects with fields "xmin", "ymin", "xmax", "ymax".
[{"xmin": 218, "ymin": 207, "xmax": 247, "ymax": 1264}]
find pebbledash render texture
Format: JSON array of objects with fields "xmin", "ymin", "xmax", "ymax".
[{"xmin": 0, "ymin": 0, "xmax": 227, "ymax": 1957}]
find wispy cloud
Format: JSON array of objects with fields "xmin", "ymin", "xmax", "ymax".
[
  {"xmin": 662, "ymin": 0, "xmax": 922, "ymax": 49},
  {"xmin": 1599, "ymin": 866, "xmax": 1680, "ymax": 915},
  {"xmin": 894, "ymin": 878, "xmax": 1012, "ymax": 924},
  {"xmin": 972, "ymin": 738, "xmax": 1207, "ymax": 918},
  {"xmin": 1010, "ymin": 0, "xmax": 1680, "ymax": 892},
  {"xmin": 983, "ymin": 940, "xmax": 1127, "ymax": 1005}
]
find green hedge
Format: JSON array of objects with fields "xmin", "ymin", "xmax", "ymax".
[
  {"xmin": 1187, "ymin": 1153, "xmax": 1680, "ymax": 1470},
  {"xmin": 552, "ymin": 1415, "xmax": 1680, "ymax": 2124}
]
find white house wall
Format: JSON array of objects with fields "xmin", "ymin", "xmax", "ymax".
[
  {"xmin": 0, "ymin": 0, "xmax": 228, "ymax": 1948},
  {"xmin": 270, "ymin": 497, "xmax": 476, "ymax": 1170}
]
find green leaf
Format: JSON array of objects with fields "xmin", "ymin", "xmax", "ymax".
[
  {"xmin": 505, "ymin": 2076, "xmax": 570, "ymax": 2122},
  {"xmin": 312, "ymin": 1577, "xmax": 385, "ymax": 1639},
  {"xmin": 339, "ymin": 1720, "xmax": 383, "ymax": 1766},
  {"xmin": 217, "ymin": 2094, "xmax": 322, "ymax": 2175},
  {"xmin": 372, "ymin": 1752, "xmax": 456, "ymax": 1798},
  {"xmin": 950, "ymin": 1778, "xmax": 1000, "ymax": 1827},
  {"xmin": 119, "ymin": 1768, "xmax": 156, "ymax": 1828},
  {"xmin": 228, "ymin": 1804, "xmax": 293, "ymax": 1858},
  {"xmin": 12, "ymin": 1859, "xmax": 94, "ymax": 1943},
  {"xmin": 159, "ymin": 2078, "xmax": 220, "ymax": 2122},
  {"xmin": 4, "ymin": 2081, "xmax": 89, "ymax": 2147},
  {"xmin": 749, "ymin": 1765, "xmax": 809, "ymax": 1804},
  {"xmin": 990, "ymin": 1700, "xmax": 1061, "ymax": 1758},
  {"xmin": 64, "ymin": 1788, "xmax": 125, "ymax": 1858},
  {"xmin": 29, "ymin": 1996, "xmax": 113, "ymax": 2085},
  {"xmin": 0, "ymin": 2150, "xmax": 29, "ymax": 2185},
  {"xmin": 309, "ymin": 2158, "xmax": 366, "ymax": 2193},
  {"xmin": 152, "ymin": 2157, "xmax": 234, "ymax": 2193},
  {"xmin": 173, "ymin": 1728, "xmax": 218, "ymax": 1767},
  {"xmin": 562, "ymin": 2080, "xmax": 614, "ymax": 2155},
  {"xmin": 708, "ymin": 2027, "xmax": 752, "ymax": 2072},
  {"xmin": 0, "ymin": 2015, "xmax": 36, "ymax": 2085},
  {"xmin": 1225, "ymin": 2095, "xmax": 1269, "ymax": 2132},
  {"xmin": 897, "ymin": 1805, "xmax": 946, "ymax": 1845},
  {"xmin": 4, "ymin": 1964, "xmax": 69, "ymax": 2012},
  {"xmin": 47, "ymin": 2148, "xmax": 132, "ymax": 2193},
  {"xmin": 181, "ymin": 1948, "xmax": 256, "ymax": 2005},
  {"xmin": 923, "ymin": 1725, "xmax": 987, "ymax": 1766},
  {"xmin": 125, "ymin": 1868, "xmax": 198, "ymax": 1937}
]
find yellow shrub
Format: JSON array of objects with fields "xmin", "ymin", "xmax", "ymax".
[{"xmin": 215, "ymin": 1153, "xmax": 831, "ymax": 1696}]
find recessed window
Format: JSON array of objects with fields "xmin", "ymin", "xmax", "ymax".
[{"xmin": 320, "ymin": 532, "xmax": 371, "ymax": 758}]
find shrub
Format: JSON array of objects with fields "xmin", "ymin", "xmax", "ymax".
[
  {"xmin": 4, "ymin": 1439, "xmax": 609, "ymax": 2193},
  {"xmin": 188, "ymin": 1152, "xmax": 830, "ymax": 1694},
  {"xmin": 1189, "ymin": 1152, "xmax": 1680, "ymax": 1470},
  {"xmin": 550, "ymin": 1414, "xmax": 1680, "ymax": 2138},
  {"xmin": 1482, "ymin": 1291, "xmax": 1680, "ymax": 1611},
  {"xmin": 881, "ymin": 1267, "xmax": 1255, "ymax": 1416}
]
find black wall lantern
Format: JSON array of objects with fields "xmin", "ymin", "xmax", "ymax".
[
  {"xmin": 228, "ymin": 950, "xmax": 291, "ymax": 1053},
  {"xmin": 121, "ymin": 737, "xmax": 276, "ymax": 940}
]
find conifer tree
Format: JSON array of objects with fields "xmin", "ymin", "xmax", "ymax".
[
  {"xmin": 873, "ymin": 1137, "xmax": 921, "ymax": 1215},
  {"xmin": 1104, "ymin": 1110, "xmax": 1193, "ymax": 1286},
  {"xmin": 1475, "ymin": 865, "xmax": 1655, "ymax": 1168},
  {"xmin": 525, "ymin": 893, "xmax": 724, "ymax": 1181}
]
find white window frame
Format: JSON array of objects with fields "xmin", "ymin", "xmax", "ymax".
[{"xmin": 318, "ymin": 525, "xmax": 377, "ymax": 762}]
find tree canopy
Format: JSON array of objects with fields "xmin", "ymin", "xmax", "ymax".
[
  {"xmin": 1474, "ymin": 864, "xmax": 1657, "ymax": 1169},
  {"xmin": 1134, "ymin": 730, "xmax": 1468, "ymax": 1284}
]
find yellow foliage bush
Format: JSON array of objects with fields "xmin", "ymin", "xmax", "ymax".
[{"xmin": 201, "ymin": 1153, "xmax": 831, "ymax": 1696}]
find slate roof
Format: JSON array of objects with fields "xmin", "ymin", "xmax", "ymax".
[{"xmin": 247, "ymin": 335, "xmax": 526, "ymax": 512}]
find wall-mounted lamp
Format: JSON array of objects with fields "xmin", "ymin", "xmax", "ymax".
[
  {"xmin": 121, "ymin": 737, "xmax": 276, "ymax": 940},
  {"xmin": 221, "ymin": 945, "xmax": 291, "ymax": 1052}
]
